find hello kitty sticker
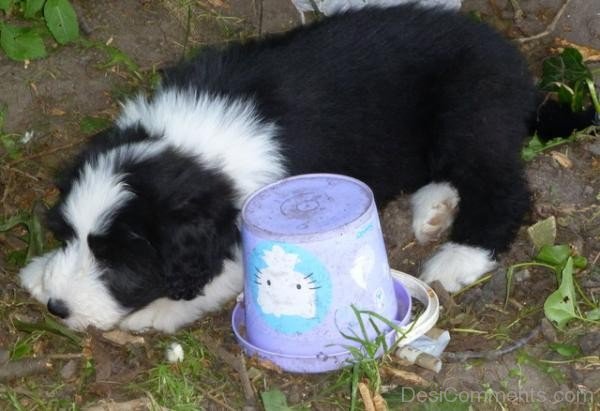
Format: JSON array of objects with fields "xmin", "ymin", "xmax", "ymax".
[{"xmin": 249, "ymin": 242, "xmax": 332, "ymax": 334}]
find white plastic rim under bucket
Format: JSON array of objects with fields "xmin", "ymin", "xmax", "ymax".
[{"xmin": 232, "ymin": 270, "xmax": 439, "ymax": 373}]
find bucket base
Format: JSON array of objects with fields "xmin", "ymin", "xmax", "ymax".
[{"xmin": 232, "ymin": 271, "xmax": 434, "ymax": 373}]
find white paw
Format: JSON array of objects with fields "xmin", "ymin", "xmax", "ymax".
[
  {"xmin": 411, "ymin": 182, "xmax": 459, "ymax": 244},
  {"xmin": 119, "ymin": 298, "xmax": 188, "ymax": 333},
  {"xmin": 420, "ymin": 242, "xmax": 497, "ymax": 292},
  {"xmin": 19, "ymin": 252, "xmax": 56, "ymax": 302}
]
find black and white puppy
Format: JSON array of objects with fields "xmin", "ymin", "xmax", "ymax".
[{"xmin": 20, "ymin": 5, "xmax": 538, "ymax": 332}]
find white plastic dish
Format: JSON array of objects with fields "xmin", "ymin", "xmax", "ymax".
[{"xmin": 232, "ymin": 269, "xmax": 439, "ymax": 373}]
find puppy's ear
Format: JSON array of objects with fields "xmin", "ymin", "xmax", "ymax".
[
  {"xmin": 158, "ymin": 173, "xmax": 240, "ymax": 301},
  {"xmin": 159, "ymin": 214, "xmax": 238, "ymax": 300}
]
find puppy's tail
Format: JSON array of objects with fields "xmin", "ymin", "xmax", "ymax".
[{"xmin": 530, "ymin": 98, "xmax": 599, "ymax": 141}]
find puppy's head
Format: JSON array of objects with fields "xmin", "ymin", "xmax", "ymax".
[{"xmin": 20, "ymin": 127, "xmax": 240, "ymax": 330}]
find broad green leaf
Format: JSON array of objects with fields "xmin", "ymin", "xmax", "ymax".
[
  {"xmin": 544, "ymin": 258, "xmax": 577, "ymax": 329},
  {"xmin": 548, "ymin": 342, "xmax": 580, "ymax": 357},
  {"xmin": 0, "ymin": 0, "xmax": 13, "ymax": 13},
  {"xmin": 586, "ymin": 308, "xmax": 600, "ymax": 321},
  {"xmin": 539, "ymin": 48, "xmax": 590, "ymax": 92},
  {"xmin": 44, "ymin": 0, "xmax": 79, "ymax": 44},
  {"xmin": 521, "ymin": 134, "xmax": 545, "ymax": 161},
  {"xmin": 538, "ymin": 47, "xmax": 594, "ymax": 113},
  {"xmin": 0, "ymin": 24, "xmax": 47, "ymax": 60},
  {"xmin": 24, "ymin": 0, "xmax": 46, "ymax": 19},
  {"xmin": 261, "ymin": 389, "xmax": 293, "ymax": 411},
  {"xmin": 536, "ymin": 244, "xmax": 570, "ymax": 267}
]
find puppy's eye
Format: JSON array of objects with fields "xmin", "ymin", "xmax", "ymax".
[
  {"xmin": 267, "ymin": 280, "xmax": 271, "ymax": 286},
  {"xmin": 296, "ymin": 284, "xmax": 301, "ymax": 290}
]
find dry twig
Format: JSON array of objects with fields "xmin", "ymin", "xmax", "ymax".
[
  {"xmin": 516, "ymin": 0, "xmax": 573, "ymax": 44},
  {"xmin": 195, "ymin": 334, "xmax": 258, "ymax": 408},
  {"xmin": 443, "ymin": 325, "xmax": 542, "ymax": 362}
]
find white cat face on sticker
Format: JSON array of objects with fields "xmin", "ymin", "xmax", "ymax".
[{"xmin": 255, "ymin": 245, "xmax": 319, "ymax": 318}]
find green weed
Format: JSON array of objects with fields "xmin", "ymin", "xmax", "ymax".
[
  {"xmin": 505, "ymin": 243, "xmax": 599, "ymax": 329},
  {"xmin": 0, "ymin": 0, "xmax": 79, "ymax": 61}
]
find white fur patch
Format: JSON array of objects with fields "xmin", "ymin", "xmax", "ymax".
[
  {"xmin": 119, "ymin": 248, "xmax": 244, "ymax": 333},
  {"xmin": 420, "ymin": 242, "xmax": 497, "ymax": 292},
  {"xmin": 62, "ymin": 140, "xmax": 168, "ymax": 237},
  {"xmin": 411, "ymin": 182, "xmax": 459, "ymax": 244},
  {"xmin": 117, "ymin": 89, "xmax": 286, "ymax": 204},
  {"xmin": 20, "ymin": 244, "xmax": 128, "ymax": 331}
]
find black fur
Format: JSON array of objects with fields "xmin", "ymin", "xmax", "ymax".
[
  {"xmin": 47, "ymin": 5, "xmax": 591, "ymax": 312},
  {"xmin": 48, "ymin": 127, "xmax": 240, "ymax": 307},
  {"xmin": 164, "ymin": 5, "xmax": 536, "ymax": 253}
]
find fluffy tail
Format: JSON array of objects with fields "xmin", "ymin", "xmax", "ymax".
[{"xmin": 531, "ymin": 99, "xmax": 598, "ymax": 140}]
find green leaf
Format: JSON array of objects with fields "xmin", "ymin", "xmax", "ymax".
[
  {"xmin": 0, "ymin": 24, "xmax": 47, "ymax": 61},
  {"xmin": 0, "ymin": 103, "xmax": 5, "ymax": 130},
  {"xmin": 261, "ymin": 389, "xmax": 293, "ymax": 411},
  {"xmin": 535, "ymin": 244, "xmax": 570, "ymax": 267},
  {"xmin": 25, "ymin": 211, "xmax": 44, "ymax": 262},
  {"xmin": 44, "ymin": 0, "xmax": 79, "ymax": 44},
  {"xmin": 24, "ymin": 0, "xmax": 46, "ymax": 19},
  {"xmin": 539, "ymin": 48, "xmax": 591, "ymax": 92},
  {"xmin": 80, "ymin": 115, "xmax": 111, "ymax": 134},
  {"xmin": 544, "ymin": 258, "xmax": 577, "ymax": 329},
  {"xmin": 13, "ymin": 317, "xmax": 82, "ymax": 345},
  {"xmin": 548, "ymin": 342, "xmax": 581, "ymax": 357},
  {"xmin": 538, "ymin": 47, "xmax": 594, "ymax": 113},
  {"xmin": 586, "ymin": 308, "xmax": 600, "ymax": 321},
  {"xmin": 572, "ymin": 255, "xmax": 587, "ymax": 269},
  {"xmin": 0, "ymin": 0, "xmax": 13, "ymax": 13},
  {"xmin": 0, "ymin": 134, "xmax": 22, "ymax": 160},
  {"xmin": 521, "ymin": 134, "xmax": 545, "ymax": 161}
]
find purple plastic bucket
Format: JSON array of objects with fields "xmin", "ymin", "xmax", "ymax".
[{"xmin": 235, "ymin": 174, "xmax": 411, "ymax": 372}]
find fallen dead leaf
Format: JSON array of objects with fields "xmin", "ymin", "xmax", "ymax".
[
  {"xmin": 49, "ymin": 108, "xmax": 66, "ymax": 116},
  {"xmin": 101, "ymin": 329, "xmax": 145, "ymax": 346},
  {"xmin": 553, "ymin": 38, "xmax": 600, "ymax": 61},
  {"xmin": 381, "ymin": 366, "xmax": 431, "ymax": 387},
  {"xmin": 358, "ymin": 382, "xmax": 376, "ymax": 411},
  {"xmin": 550, "ymin": 151, "xmax": 573, "ymax": 168}
]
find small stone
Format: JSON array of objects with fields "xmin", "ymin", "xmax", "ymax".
[
  {"xmin": 585, "ymin": 142, "xmax": 600, "ymax": 156},
  {"xmin": 165, "ymin": 342, "xmax": 184, "ymax": 363},
  {"xmin": 60, "ymin": 359, "xmax": 79, "ymax": 381},
  {"xmin": 541, "ymin": 318, "xmax": 557, "ymax": 343},
  {"xmin": 579, "ymin": 332, "xmax": 600, "ymax": 356},
  {"xmin": 0, "ymin": 348, "xmax": 9, "ymax": 365},
  {"xmin": 514, "ymin": 269, "xmax": 531, "ymax": 283}
]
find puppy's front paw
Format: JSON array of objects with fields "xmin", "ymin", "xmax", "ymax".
[
  {"xmin": 119, "ymin": 298, "xmax": 195, "ymax": 333},
  {"xmin": 420, "ymin": 242, "xmax": 496, "ymax": 292},
  {"xmin": 19, "ymin": 252, "xmax": 56, "ymax": 301},
  {"xmin": 411, "ymin": 182, "xmax": 459, "ymax": 244}
]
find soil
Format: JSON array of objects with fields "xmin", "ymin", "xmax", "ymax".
[{"xmin": 0, "ymin": 0, "xmax": 599, "ymax": 410}]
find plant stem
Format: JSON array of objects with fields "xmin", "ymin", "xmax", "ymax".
[
  {"xmin": 505, "ymin": 262, "xmax": 558, "ymax": 308},
  {"xmin": 585, "ymin": 78, "xmax": 600, "ymax": 114}
]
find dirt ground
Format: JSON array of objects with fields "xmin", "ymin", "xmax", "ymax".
[{"xmin": 0, "ymin": 0, "xmax": 599, "ymax": 410}]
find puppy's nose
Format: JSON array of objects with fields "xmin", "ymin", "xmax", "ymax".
[{"xmin": 47, "ymin": 298, "xmax": 70, "ymax": 319}]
